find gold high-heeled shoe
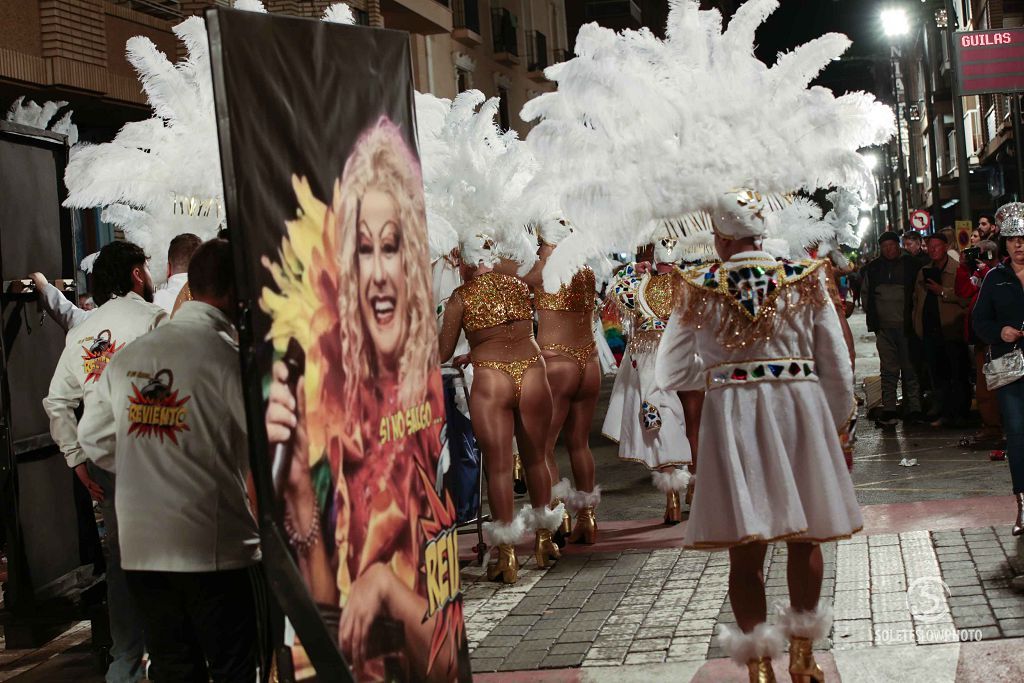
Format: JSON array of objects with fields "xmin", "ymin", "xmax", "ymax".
[
  {"xmin": 567, "ymin": 507, "xmax": 597, "ymax": 544},
  {"xmin": 747, "ymin": 657, "xmax": 776, "ymax": 683},
  {"xmin": 685, "ymin": 475, "xmax": 696, "ymax": 506},
  {"xmin": 486, "ymin": 544, "xmax": 519, "ymax": 584},
  {"xmin": 513, "ymin": 454, "xmax": 527, "ymax": 495},
  {"xmin": 534, "ymin": 529, "xmax": 561, "ymax": 568},
  {"xmin": 664, "ymin": 491, "xmax": 682, "ymax": 525},
  {"xmin": 788, "ymin": 637, "xmax": 824, "ymax": 682}
]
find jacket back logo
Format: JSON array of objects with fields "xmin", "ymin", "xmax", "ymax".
[
  {"xmin": 127, "ymin": 369, "xmax": 191, "ymax": 443},
  {"xmin": 81, "ymin": 329, "xmax": 125, "ymax": 383}
]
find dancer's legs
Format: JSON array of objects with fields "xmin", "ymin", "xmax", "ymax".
[
  {"xmin": 516, "ymin": 363, "xmax": 554, "ymax": 509},
  {"xmin": 542, "ymin": 356, "xmax": 577, "ymax": 484},
  {"xmin": 561, "ymin": 359, "xmax": 600, "ymax": 493},
  {"xmin": 786, "ymin": 542, "xmax": 824, "ymax": 612},
  {"xmin": 728, "ymin": 542, "xmax": 769, "ymax": 632},
  {"xmin": 470, "ymin": 368, "xmax": 517, "ymax": 525},
  {"xmin": 680, "ymin": 390, "xmax": 704, "ymax": 474}
]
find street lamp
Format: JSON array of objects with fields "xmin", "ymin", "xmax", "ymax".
[{"xmin": 881, "ymin": 8, "xmax": 910, "ymax": 38}]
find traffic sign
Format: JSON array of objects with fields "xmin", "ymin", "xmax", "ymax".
[{"xmin": 910, "ymin": 209, "xmax": 931, "ymax": 232}]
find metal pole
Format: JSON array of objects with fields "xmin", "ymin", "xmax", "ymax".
[
  {"xmin": 921, "ymin": 22, "xmax": 942, "ymax": 217},
  {"xmin": 944, "ymin": 0, "xmax": 972, "ymax": 222},
  {"xmin": 890, "ymin": 51, "xmax": 910, "ymax": 230},
  {"xmin": 1013, "ymin": 93, "xmax": 1024, "ymax": 201}
]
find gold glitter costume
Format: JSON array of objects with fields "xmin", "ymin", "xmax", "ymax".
[
  {"xmin": 457, "ymin": 271, "xmax": 533, "ymax": 332},
  {"xmin": 534, "ymin": 268, "xmax": 598, "ymax": 381},
  {"xmin": 474, "ymin": 356, "xmax": 542, "ymax": 401},
  {"xmin": 539, "ymin": 342, "xmax": 596, "ymax": 379}
]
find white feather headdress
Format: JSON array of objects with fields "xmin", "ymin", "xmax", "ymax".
[
  {"xmin": 6, "ymin": 97, "xmax": 79, "ymax": 145},
  {"xmin": 417, "ymin": 90, "xmax": 537, "ymax": 272},
  {"xmin": 62, "ymin": 1, "xmax": 354, "ymax": 282},
  {"xmin": 524, "ymin": 0, "xmax": 894, "ymax": 288}
]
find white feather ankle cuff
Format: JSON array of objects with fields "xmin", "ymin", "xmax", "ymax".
[
  {"xmin": 776, "ymin": 604, "xmax": 833, "ymax": 640},
  {"xmin": 569, "ymin": 486, "xmax": 601, "ymax": 511},
  {"xmin": 482, "ymin": 513, "xmax": 527, "ymax": 546},
  {"xmin": 651, "ymin": 469, "xmax": 691, "ymax": 493},
  {"xmin": 528, "ymin": 503, "xmax": 566, "ymax": 532},
  {"xmin": 551, "ymin": 477, "xmax": 575, "ymax": 502},
  {"xmin": 716, "ymin": 623, "xmax": 785, "ymax": 666}
]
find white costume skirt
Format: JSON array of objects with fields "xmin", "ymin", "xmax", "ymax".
[
  {"xmin": 602, "ymin": 349, "xmax": 691, "ymax": 469},
  {"xmin": 683, "ymin": 380, "xmax": 862, "ymax": 550}
]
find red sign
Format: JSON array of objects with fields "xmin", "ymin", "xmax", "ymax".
[{"xmin": 954, "ymin": 28, "xmax": 1024, "ymax": 96}]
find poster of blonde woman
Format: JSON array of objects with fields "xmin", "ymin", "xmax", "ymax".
[{"xmin": 208, "ymin": 9, "xmax": 470, "ymax": 681}]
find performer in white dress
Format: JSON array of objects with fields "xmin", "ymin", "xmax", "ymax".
[{"xmin": 603, "ymin": 237, "xmax": 692, "ymax": 523}]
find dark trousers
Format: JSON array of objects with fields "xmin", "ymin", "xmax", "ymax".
[
  {"xmin": 923, "ymin": 334, "xmax": 971, "ymax": 421},
  {"xmin": 997, "ymin": 380, "xmax": 1024, "ymax": 494},
  {"xmin": 125, "ymin": 567, "xmax": 258, "ymax": 683}
]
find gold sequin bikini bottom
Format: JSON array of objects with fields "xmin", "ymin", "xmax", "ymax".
[
  {"xmin": 541, "ymin": 342, "xmax": 596, "ymax": 380},
  {"xmin": 474, "ymin": 355, "xmax": 542, "ymax": 402}
]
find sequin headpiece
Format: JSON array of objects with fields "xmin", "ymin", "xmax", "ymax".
[
  {"xmin": 997, "ymin": 202, "xmax": 1024, "ymax": 238},
  {"xmin": 523, "ymin": 0, "xmax": 894, "ymax": 288}
]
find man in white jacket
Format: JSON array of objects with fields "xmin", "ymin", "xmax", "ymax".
[
  {"xmin": 42, "ymin": 240, "xmax": 165, "ymax": 683},
  {"xmin": 152, "ymin": 233, "xmax": 201, "ymax": 313},
  {"xmin": 79, "ymin": 239, "xmax": 260, "ymax": 682}
]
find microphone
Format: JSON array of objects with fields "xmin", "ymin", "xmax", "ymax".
[{"xmin": 272, "ymin": 338, "xmax": 306, "ymax": 499}]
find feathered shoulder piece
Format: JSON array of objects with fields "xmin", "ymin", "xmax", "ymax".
[{"xmin": 676, "ymin": 256, "xmax": 828, "ymax": 349}]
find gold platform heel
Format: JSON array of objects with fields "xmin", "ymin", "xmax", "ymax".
[
  {"xmin": 748, "ymin": 657, "xmax": 776, "ymax": 683},
  {"xmin": 534, "ymin": 529, "xmax": 561, "ymax": 569},
  {"xmin": 664, "ymin": 490, "xmax": 682, "ymax": 525},
  {"xmin": 787, "ymin": 637, "xmax": 824, "ymax": 683},
  {"xmin": 568, "ymin": 507, "xmax": 597, "ymax": 545},
  {"xmin": 512, "ymin": 453, "xmax": 527, "ymax": 495},
  {"xmin": 685, "ymin": 474, "xmax": 696, "ymax": 506},
  {"xmin": 486, "ymin": 544, "xmax": 519, "ymax": 584}
]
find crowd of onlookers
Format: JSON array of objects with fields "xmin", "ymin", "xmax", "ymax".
[{"xmin": 856, "ymin": 216, "xmax": 1003, "ymax": 438}]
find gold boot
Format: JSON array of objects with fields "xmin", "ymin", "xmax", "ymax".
[
  {"xmin": 788, "ymin": 637, "xmax": 823, "ymax": 683},
  {"xmin": 550, "ymin": 499, "xmax": 571, "ymax": 547},
  {"xmin": 748, "ymin": 657, "xmax": 776, "ymax": 683},
  {"xmin": 513, "ymin": 454, "xmax": 527, "ymax": 495},
  {"xmin": 664, "ymin": 491, "xmax": 682, "ymax": 525},
  {"xmin": 568, "ymin": 507, "xmax": 597, "ymax": 545},
  {"xmin": 486, "ymin": 544, "xmax": 519, "ymax": 584},
  {"xmin": 534, "ymin": 529, "xmax": 561, "ymax": 569},
  {"xmin": 685, "ymin": 475, "xmax": 696, "ymax": 506}
]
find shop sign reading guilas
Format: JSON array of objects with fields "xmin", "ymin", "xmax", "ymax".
[{"xmin": 953, "ymin": 28, "xmax": 1024, "ymax": 96}]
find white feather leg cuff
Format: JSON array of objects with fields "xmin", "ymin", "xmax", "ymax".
[
  {"xmin": 716, "ymin": 623, "xmax": 785, "ymax": 666},
  {"xmin": 551, "ymin": 477, "xmax": 575, "ymax": 502},
  {"xmin": 651, "ymin": 469, "xmax": 691, "ymax": 494},
  {"xmin": 482, "ymin": 512, "xmax": 527, "ymax": 546},
  {"xmin": 776, "ymin": 604, "xmax": 833, "ymax": 641},
  {"xmin": 568, "ymin": 486, "xmax": 602, "ymax": 511},
  {"xmin": 528, "ymin": 503, "xmax": 566, "ymax": 532}
]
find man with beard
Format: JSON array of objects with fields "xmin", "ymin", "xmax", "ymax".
[
  {"xmin": 43, "ymin": 240, "xmax": 165, "ymax": 683},
  {"xmin": 979, "ymin": 214, "xmax": 998, "ymax": 241}
]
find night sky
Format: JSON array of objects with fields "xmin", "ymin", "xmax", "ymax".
[{"xmin": 752, "ymin": 0, "xmax": 899, "ymax": 101}]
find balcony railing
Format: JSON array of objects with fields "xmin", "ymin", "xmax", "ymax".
[
  {"xmin": 492, "ymin": 7, "xmax": 519, "ymax": 57},
  {"xmin": 453, "ymin": 0, "xmax": 480, "ymax": 34},
  {"xmin": 986, "ymin": 105, "xmax": 997, "ymax": 144},
  {"xmin": 112, "ymin": 0, "xmax": 183, "ymax": 20},
  {"xmin": 527, "ymin": 31, "xmax": 548, "ymax": 73}
]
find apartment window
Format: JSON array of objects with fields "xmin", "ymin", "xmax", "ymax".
[
  {"xmin": 457, "ymin": 68, "xmax": 472, "ymax": 93},
  {"xmin": 498, "ymin": 86, "xmax": 511, "ymax": 130}
]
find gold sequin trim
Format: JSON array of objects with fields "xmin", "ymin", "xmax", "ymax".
[
  {"xmin": 685, "ymin": 526, "xmax": 864, "ymax": 551},
  {"xmin": 644, "ymin": 272, "xmax": 676, "ymax": 321},
  {"xmin": 673, "ymin": 260, "xmax": 828, "ymax": 351},
  {"xmin": 628, "ymin": 330, "xmax": 664, "ymax": 355},
  {"xmin": 541, "ymin": 342, "xmax": 596, "ymax": 378}
]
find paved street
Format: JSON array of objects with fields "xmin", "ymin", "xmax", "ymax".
[{"xmin": 4, "ymin": 311, "xmax": 1024, "ymax": 681}]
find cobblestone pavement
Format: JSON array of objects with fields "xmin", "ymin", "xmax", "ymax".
[{"xmin": 464, "ymin": 526, "xmax": 1024, "ymax": 674}]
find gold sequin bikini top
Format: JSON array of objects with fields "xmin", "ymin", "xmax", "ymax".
[
  {"xmin": 457, "ymin": 272, "xmax": 533, "ymax": 332},
  {"xmin": 534, "ymin": 267, "xmax": 596, "ymax": 313}
]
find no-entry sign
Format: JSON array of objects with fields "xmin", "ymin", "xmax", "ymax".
[
  {"xmin": 910, "ymin": 209, "xmax": 931, "ymax": 231},
  {"xmin": 954, "ymin": 28, "xmax": 1024, "ymax": 96}
]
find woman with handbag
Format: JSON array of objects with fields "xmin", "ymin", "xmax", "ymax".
[{"xmin": 972, "ymin": 202, "xmax": 1024, "ymax": 536}]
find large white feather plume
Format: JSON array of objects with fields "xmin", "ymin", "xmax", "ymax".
[
  {"xmin": 417, "ymin": 90, "xmax": 537, "ymax": 272},
  {"xmin": 524, "ymin": 0, "xmax": 895, "ymax": 287}
]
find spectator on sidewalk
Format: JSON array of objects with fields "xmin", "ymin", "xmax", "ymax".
[
  {"xmin": 971, "ymin": 202, "xmax": 1024, "ymax": 535},
  {"xmin": 152, "ymin": 233, "xmax": 202, "ymax": 313},
  {"xmin": 914, "ymin": 233, "xmax": 972, "ymax": 427},
  {"xmin": 862, "ymin": 231, "xmax": 923, "ymax": 425},
  {"xmin": 957, "ymin": 240, "xmax": 1003, "ymax": 446},
  {"xmin": 43, "ymin": 241, "xmax": 166, "ymax": 683},
  {"xmin": 941, "ymin": 227, "xmax": 961, "ymax": 262},
  {"xmin": 902, "ymin": 231, "xmax": 930, "ymax": 269},
  {"xmin": 979, "ymin": 213, "xmax": 998, "ymax": 241},
  {"xmin": 78, "ymin": 239, "xmax": 261, "ymax": 681}
]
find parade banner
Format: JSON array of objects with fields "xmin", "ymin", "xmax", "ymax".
[{"xmin": 207, "ymin": 9, "xmax": 470, "ymax": 681}]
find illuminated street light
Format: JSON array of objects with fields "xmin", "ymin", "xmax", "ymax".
[
  {"xmin": 864, "ymin": 153, "xmax": 879, "ymax": 171},
  {"xmin": 881, "ymin": 8, "xmax": 910, "ymax": 37},
  {"xmin": 857, "ymin": 216, "xmax": 873, "ymax": 240}
]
